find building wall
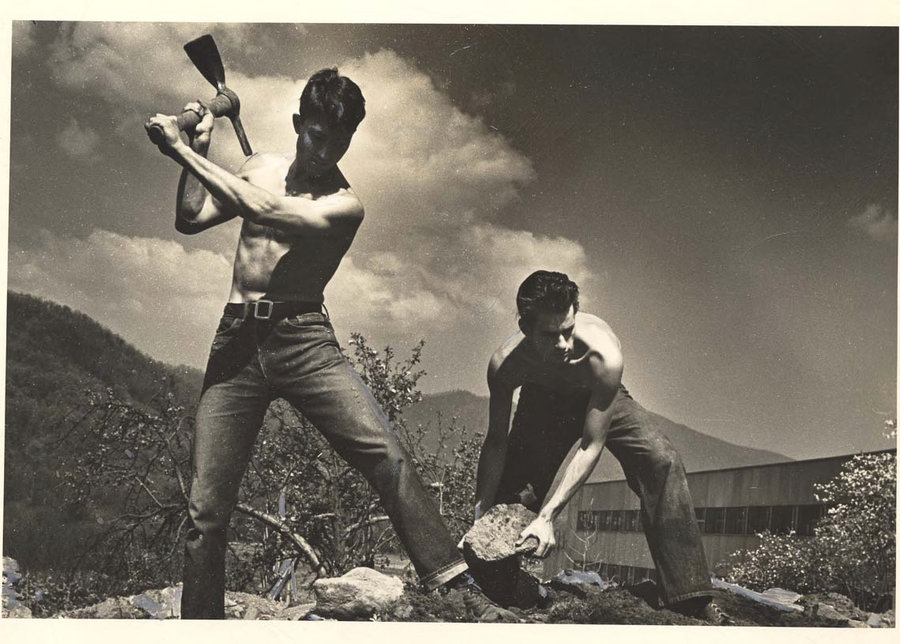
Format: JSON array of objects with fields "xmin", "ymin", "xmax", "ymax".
[{"xmin": 543, "ymin": 450, "xmax": 895, "ymax": 580}]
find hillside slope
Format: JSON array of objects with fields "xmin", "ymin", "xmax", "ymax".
[{"xmin": 4, "ymin": 292, "xmax": 204, "ymax": 569}]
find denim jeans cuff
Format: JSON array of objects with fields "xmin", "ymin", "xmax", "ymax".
[
  {"xmin": 420, "ymin": 559, "xmax": 468, "ymax": 592},
  {"xmin": 662, "ymin": 586, "xmax": 714, "ymax": 607}
]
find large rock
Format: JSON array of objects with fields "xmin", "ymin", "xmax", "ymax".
[
  {"xmin": 460, "ymin": 504, "xmax": 546, "ymax": 610},
  {"xmin": 2, "ymin": 557, "xmax": 32, "ymax": 619},
  {"xmin": 312, "ymin": 567, "xmax": 405, "ymax": 620},
  {"xmin": 462, "ymin": 503, "xmax": 539, "ymax": 562}
]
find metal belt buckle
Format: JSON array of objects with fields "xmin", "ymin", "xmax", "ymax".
[{"xmin": 253, "ymin": 299, "xmax": 274, "ymax": 320}]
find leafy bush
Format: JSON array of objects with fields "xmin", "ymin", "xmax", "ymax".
[
  {"xmin": 812, "ymin": 451, "xmax": 896, "ymax": 609},
  {"xmin": 721, "ymin": 530, "xmax": 820, "ymax": 594},
  {"xmin": 723, "ymin": 450, "xmax": 896, "ymax": 611}
]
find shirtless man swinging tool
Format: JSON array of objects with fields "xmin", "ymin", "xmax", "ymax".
[{"xmin": 145, "ymin": 68, "xmax": 516, "ymax": 621}]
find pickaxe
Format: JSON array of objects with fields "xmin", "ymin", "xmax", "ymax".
[{"xmin": 147, "ymin": 34, "xmax": 253, "ymax": 156}]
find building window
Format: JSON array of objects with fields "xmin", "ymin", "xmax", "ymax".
[
  {"xmin": 705, "ymin": 507, "xmax": 726, "ymax": 534},
  {"xmin": 610, "ymin": 511, "xmax": 623, "ymax": 531},
  {"xmin": 576, "ymin": 511, "xmax": 595, "ymax": 531},
  {"xmin": 795, "ymin": 504, "xmax": 825, "ymax": 536},
  {"xmin": 599, "ymin": 510, "xmax": 612, "ymax": 531},
  {"xmin": 725, "ymin": 507, "xmax": 747, "ymax": 535},
  {"xmin": 747, "ymin": 506, "xmax": 770, "ymax": 534},
  {"xmin": 770, "ymin": 505, "xmax": 795, "ymax": 534},
  {"xmin": 623, "ymin": 510, "xmax": 639, "ymax": 532},
  {"xmin": 695, "ymin": 507, "xmax": 706, "ymax": 532}
]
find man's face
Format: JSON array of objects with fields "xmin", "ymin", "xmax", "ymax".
[
  {"xmin": 293, "ymin": 113, "xmax": 354, "ymax": 176},
  {"xmin": 523, "ymin": 305, "xmax": 577, "ymax": 363}
]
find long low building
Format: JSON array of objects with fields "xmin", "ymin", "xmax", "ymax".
[{"xmin": 542, "ymin": 449, "xmax": 896, "ymax": 585}]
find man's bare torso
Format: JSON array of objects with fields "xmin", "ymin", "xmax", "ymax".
[
  {"xmin": 492, "ymin": 313, "xmax": 621, "ymax": 394},
  {"xmin": 228, "ymin": 153, "xmax": 359, "ymax": 303}
]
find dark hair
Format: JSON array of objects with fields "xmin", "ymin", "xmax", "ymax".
[
  {"xmin": 299, "ymin": 68, "xmax": 366, "ymax": 132},
  {"xmin": 516, "ymin": 270, "xmax": 580, "ymax": 327}
]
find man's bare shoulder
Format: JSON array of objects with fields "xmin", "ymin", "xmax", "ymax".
[
  {"xmin": 575, "ymin": 312, "xmax": 621, "ymax": 352},
  {"xmin": 573, "ymin": 312, "xmax": 624, "ymax": 383},
  {"xmin": 488, "ymin": 332, "xmax": 527, "ymax": 389},
  {"xmin": 238, "ymin": 153, "xmax": 292, "ymax": 179}
]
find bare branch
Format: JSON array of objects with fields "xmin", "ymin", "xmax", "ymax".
[{"xmin": 234, "ymin": 502, "xmax": 326, "ymax": 577}]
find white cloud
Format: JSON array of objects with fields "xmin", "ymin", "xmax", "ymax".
[
  {"xmin": 8, "ymin": 229, "xmax": 233, "ymax": 368},
  {"xmin": 58, "ymin": 118, "xmax": 100, "ymax": 160},
  {"xmin": 47, "ymin": 23, "xmax": 261, "ymax": 145},
  {"xmin": 12, "ymin": 21, "xmax": 37, "ymax": 58},
  {"xmin": 848, "ymin": 204, "xmax": 898, "ymax": 245}
]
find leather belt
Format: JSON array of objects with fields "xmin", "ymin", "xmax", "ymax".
[{"xmin": 224, "ymin": 300, "xmax": 323, "ymax": 321}]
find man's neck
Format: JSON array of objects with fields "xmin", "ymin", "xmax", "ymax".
[{"xmin": 284, "ymin": 160, "xmax": 345, "ymax": 197}]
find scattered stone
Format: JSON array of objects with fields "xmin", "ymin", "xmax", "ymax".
[
  {"xmin": 554, "ymin": 569, "xmax": 612, "ymax": 590},
  {"xmin": 130, "ymin": 585, "xmax": 182, "ymax": 619},
  {"xmin": 865, "ymin": 610, "xmax": 894, "ymax": 628},
  {"xmin": 462, "ymin": 504, "xmax": 539, "ymax": 562},
  {"xmin": 224, "ymin": 590, "xmax": 294, "ymax": 619},
  {"xmin": 814, "ymin": 603, "xmax": 850, "ymax": 626},
  {"xmin": 283, "ymin": 602, "xmax": 317, "ymax": 620},
  {"xmin": 714, "ymin": 578, "xmax": 804, "ymax": 613},
  {"xmin": 802, "ymin": 591, "xmax": 869, "ymax": 622},
  {"xmin": 847, "ymin": 619, "xmax": 870, "ymax": 628},
  {"xmin": 312, "ymin": 567, "xmax": 405, "ymax": 620},
  {"xmin": 58, "ymin": 596, "xmax": 147, "ymax": 619},
  {"xmin": 2, "ymin": 557, "xmax": 32, "ymax": 619}
]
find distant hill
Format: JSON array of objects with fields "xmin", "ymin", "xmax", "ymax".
[
  {"xmin": 4, "ymin": 292, "xmax": 204, "ymax": 570},
  {"xmin": 405, "ymin": 389, "xmax": 791, "ymax": 482}
]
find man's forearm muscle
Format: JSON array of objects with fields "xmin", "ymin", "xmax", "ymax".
[
  {"xmin": 173, "ymin": 144, "xmax": 361, "ymax": 236},
  {"xmin": 474, "ymin": 387, "xmax": 513, "ymax": 516}
]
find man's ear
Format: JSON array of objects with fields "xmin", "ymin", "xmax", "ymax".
[
  {"xmin": 517, "ymin": 316, "xmax": 529, "ymax": 336},
  {"xmin": 292, "ymin": 113, "xmax": 303, "ymax": 134}
]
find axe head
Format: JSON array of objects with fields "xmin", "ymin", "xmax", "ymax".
[{"xmin": 184, "ymin": 34, "xmax": 226, "ymax": 90}]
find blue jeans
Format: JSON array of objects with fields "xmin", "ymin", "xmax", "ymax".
[
  {"xmin": 496, "ymin": 383, "xmax": 712, "ymax": 607},
  {"xmin": 181, "ymin": 309, "xmax": 467, "ymax": 619}
]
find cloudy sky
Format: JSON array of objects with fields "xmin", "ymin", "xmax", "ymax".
[{"xmin": 4, "ymin": 13, "xmax": 897, "ymax": 461}]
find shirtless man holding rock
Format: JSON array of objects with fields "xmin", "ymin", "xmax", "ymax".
[
  {"xmin": 472, "ymin": 270, "xmax": 731, "ymax": 624},
  {"xmin": 146, "ymin": 69, "xmax": 515, "ymax": 621}
]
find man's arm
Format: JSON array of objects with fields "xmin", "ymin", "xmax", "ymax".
[
  {"xmin": 517, "ymin": 339, "xmax": 624, "ymax": 557},
  {"xmin": 174, "ymin": 104, "xmax": 238, "ymax": 235},
  {"xmin": 147, "ymin": 114, "xmax": 363, "ymax": 236},
  {"xmin": 474, "ymin": 357, "xmax": 515, "ymax": 519}
]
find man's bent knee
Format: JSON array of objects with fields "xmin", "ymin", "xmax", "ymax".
[{"xmin": 647, "ymin": 443, "xmax": 685, "ymax": 478}]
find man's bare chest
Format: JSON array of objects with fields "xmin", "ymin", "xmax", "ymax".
[{"xmin": 500, "ymin": 355, "xmax": 594, "ymax": 393}]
